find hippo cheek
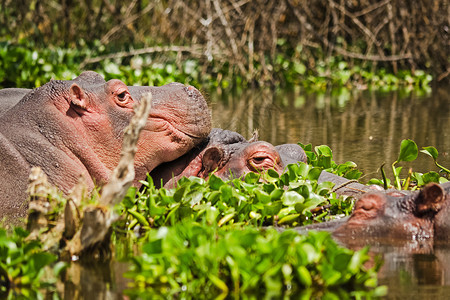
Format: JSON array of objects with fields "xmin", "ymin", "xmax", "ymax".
[
  {"xmin": 394, "ymin": 218, "xmax": 434, "ymax": 240},
  {"xmin": 136, "ymin": 118, "xmax": 197, "ymax": 167}
]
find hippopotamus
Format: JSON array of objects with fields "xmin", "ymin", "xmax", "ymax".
[
  {"xmin": 298, "ymin": 172, "xmax": 450, "ymax": 245},
  {"xmin": 150, "ymin": 128, "xmax": 307, "ymax": 188},
  {"xmin": 333, "ymin": 182, "xmax": 450, "ymax": 240},
  {"xmin": 0, "ymin": 71, "xmax": 211, "ymax": 220}
]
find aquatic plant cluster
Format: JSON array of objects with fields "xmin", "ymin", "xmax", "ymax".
[
  {"xmin": 1, "ymin": 137, "xmax": 448, "ymax": 298},
  {"xmin": 0, "ymin": 228, "xmax": 64, "ymax": 299},
  {"xmin": 368, "ymin": 140, "xmax": 449, "ymax": 190},
  {"xmin": 0, "ymin": 41, "xmax": 433, "ymax": 91},
  {"xmin": 0, "ymin": 143, "xmax": 389, "ymax": 299},
  {"xmin": 126, "ymin": 225, "xmax": 385, "ymax": 299},
  {"xmin": 121, "ymin": 160, "xmax": 355, "ymax": 231}
]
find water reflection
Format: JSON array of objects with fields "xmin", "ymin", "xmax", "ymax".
[
  {"xmin": 334, "ymin": 238, "xmax": 450, "ymax": 299},
  {"xmin": 211, "ymin": 86, "xmax": 450, "ymax": 181},
  {"xmin": 44, "ymin": 236, "xmax": 450, "ymax": 299}
]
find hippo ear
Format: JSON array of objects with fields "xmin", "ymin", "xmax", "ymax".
[
  {"xmin": 69, "ymin": 84, "xmax": 88, "ymax": 110},
  {"xmin": 202, "ymin": 146, "xmax": 224, "ymax": 173},
  {"xmin": 415, "ymin": 183, "xmax": 446, "ymax": 217},
  {"xmin": 248, "ymin": 129, "xmax": 259, "ymax": 143}
]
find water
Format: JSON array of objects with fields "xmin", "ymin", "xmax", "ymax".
[{"xmin": 211, "ymin": 85, "xmax": 450, "ymax": 182}]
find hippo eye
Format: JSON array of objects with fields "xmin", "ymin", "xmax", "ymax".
[
  {"xmin": 248, "ymin": 156, "xmax": 273, "ymax": 171},
  {"xmin": 251, "ymin": 156, "xmax": 267, "ymax": 164},
  {"xmin": 117, "ymin": 91, "xmax": 127, "ymax": 101}
]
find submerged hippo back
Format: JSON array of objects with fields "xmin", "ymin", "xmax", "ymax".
[{"xmin": 0, "ymin": 88, "xmax": 31, "ymax": 116}]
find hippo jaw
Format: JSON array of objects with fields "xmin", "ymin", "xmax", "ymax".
[{"xmin": 132, "ymin": 84, "xmax": 211, "ymax": 181}]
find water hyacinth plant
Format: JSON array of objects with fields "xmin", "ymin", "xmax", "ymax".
[
  {"xmin": 120, "ymin": 161, "xmax": 355, "ymax": 231},
  {"xmin": 0, "ymin": 228, "xmax": 62, "ymax": 299},
  {"xmin": 369, "ymin": 140, "xmax": 449, "ymax": 190},
  {"xmin": 126, "ymin": 223, "xmax": 386, "ymax": 299}
]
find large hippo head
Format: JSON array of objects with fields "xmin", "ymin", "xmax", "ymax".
[
  {"xmin": 0, "ymin": 71, "xmax": 211, "ymax": 219},
  {"xmin": 333, "ymin": 182, "xmax": 449, "ymax": 241},
  {"xmin": 150, "ymin": 128, "xmax": 307, "ymax": 188}
]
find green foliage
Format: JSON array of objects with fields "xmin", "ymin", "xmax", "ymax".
[
  {"xmin": 120, "ymin": 163, "xmax": 354, "ymax": 231},
  {"xmin": 299, "ymin": 143, "xmax": 362, "ymax": 180},
  {"xmin": 0, "ymin": 41, "xmax": 434, "ymax": 93},
  {"xmin": 0, "ymin": 42, "xmax": 205, "ymax": 89},
  {"xmin": 0, "ymin": 227, "xmax": 59, "ymax": 298},
  {"xmin": 0, "ymin": 42, "xmax": 82, "ymax": 88},
  {"xmin": 126, "ymin": 223, "xmax": 385, "ymax": 298},
  {"xmin": 421, "ymin": 146, "xmax": 450, "ymax": 175},
  {"xmin": 274, "ymin": 48, "xmax": 433, "ymax": 92},
  {"xmin": 391, "ymin": 139, "xmax": 419, "ymax": 189},
  {"xmin": 369, "ymin": 140, "xmax": 449, "ymax": 190}
]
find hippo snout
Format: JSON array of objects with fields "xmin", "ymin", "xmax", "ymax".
[{"xmin": 128, "ymin": 83, "xmax": 211, "ymax": 141}]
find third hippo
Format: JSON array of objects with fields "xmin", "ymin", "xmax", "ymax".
[
  {"xmin": 0, "ymin": 71, "xmax": 211, "ymax": 220},
  {"xmin": 298, "ymin": 173, "xmax": 450, "ymax": 244},
  {"xmin": 150, "ymin": 128, "xmax": 307, "ymax": 188}
]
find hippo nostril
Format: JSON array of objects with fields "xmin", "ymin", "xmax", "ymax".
[{"xmin": 184, "ymin": 86, "xmax": 200, "ymax": 98}]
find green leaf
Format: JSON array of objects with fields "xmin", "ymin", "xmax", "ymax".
[
  {"xmin": 348, "ymin": 248, "xmax": 369, "ymax": 274},
  {"xmin": 30, "ymin": 252, "xmax": 57, "ymax": 273},
  {"xmin": 297, "ymin": 266, "xmax": 312, "ymax": 287},
  {"xmin": 281, "ymin": 191, "xmax": 304, "ymax": 206},
  {"xmin": 422, "ymin": 171, "xmax": 441, "ymax": 184},
  {"xmin": 143, "ymin": 239, "xmax": 163, "ymax": 254},
  {"xmin": 307, "ymin": 167, "xmax": 322, "ymax": 180},
  {"xmin": 128, "ymin": 209, "xmax": 150, "ymax": 227},
  {"xmin": 269, "ymin": 188, "xmax": 284, "ymax": 201},
  {"xmin": 315, "ymin": 145, "xmax": 333, "ymax": 157},
  {"xmin": 263, "ymin": 201, "xmax": 282, "ymax": 216},
  {"xmin": 278, "ymin": 213, "xmax": 300, "ymax": 225},
  {"xmin": 53, "ymin": 261, "xmax": 69, "ymax": 277},
  {"xmin": 421, "ymin": 146, "xmax": 438, "ymax": 161},
  {"xmin": 209, "ymin": 174, "xmax": 225, "ymax": 190},
  {"xmin": 397, "ymin": 139, "xmax": 418, "ymax": 162},
  {"xmin": 255, "ymin": 190, "xmax": 271, "ymax": 204},
  {"xmin": 208, "ymin": 274, "xmax": 228, "ymax": 293},
  {"xmin": 218, "ymin": 212, "xmax": 236, "ymax": 227}
]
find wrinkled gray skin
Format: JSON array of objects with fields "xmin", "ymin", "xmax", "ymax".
[
  {"xmin": 0, "ymin": 71, "xmax": 211, "ymax": 221},
  {"xmin": 298, "ymin": 171, "xmax": 450, "ymax": 243},
  {"xmin": 150, "ymin": 128, "xmax": 307, "ymax": 188}
]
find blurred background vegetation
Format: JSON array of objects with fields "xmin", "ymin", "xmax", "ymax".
[{"xmin": 0, "ymin": 0, "xmax": 448, "ymax": 89}]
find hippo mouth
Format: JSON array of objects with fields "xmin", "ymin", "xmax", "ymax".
[{"xmin": 145, "ymin": 113, "xmax": 207, "ymax": 143}]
